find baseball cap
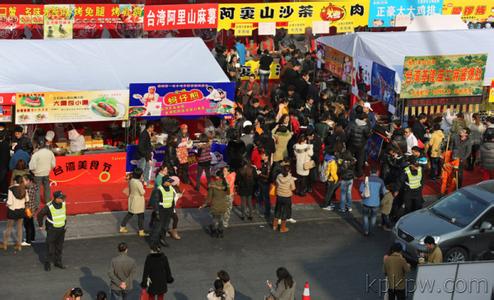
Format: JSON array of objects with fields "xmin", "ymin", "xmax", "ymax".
[
  {"xmin": 364, "ymin": 102, "xmax": 373, "ymax": 111},
  {"xmin": 53, "ymin": 191, "xmax": 66, "ymax": 199},
  {"xmin": 243, "ymin": 120, "xmax": 253, "ymax": 128}
]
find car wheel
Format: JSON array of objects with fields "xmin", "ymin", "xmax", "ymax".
[{"xmin": 445, "ymin": 247, "xmax": 468, "ymax": 262}]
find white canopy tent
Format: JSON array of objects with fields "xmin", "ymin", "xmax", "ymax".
[
  {"xmin": 0, "ymin": 37, "xmax": 229, "ymax": 93},
  {"xmin": 317, "ymin": 30, "xmax": 494, "ymax": 93}
]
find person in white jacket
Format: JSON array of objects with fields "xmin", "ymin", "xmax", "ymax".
[
  {"xmin": 293, "ymin": 135, "xmax": 313, "ymax": 196},
  {"xmin": 29, "ymin": 141, "xmax": 56, "ymax": 204},
  {"xmin": 404, "ymin": 128, "xmax": 418, "ymax": 156}
]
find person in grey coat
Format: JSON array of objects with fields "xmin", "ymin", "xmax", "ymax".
[
  {"xmin": 480, "ymin": 135, "xmax": 494, "ymax": 180},
  {"xmin": 108, "ymin": 242, "xmax": 137, "ymax": 300},
  {"xmin": 266, "ymin": 267, "xmax": 296, "ymax": 300},
  {"xmin": 452, "ymin": 129, "xmax": 472, "ymax": 188}
]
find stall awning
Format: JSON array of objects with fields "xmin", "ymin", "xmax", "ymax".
[
  {"xmin": 317, "ymin": 30, "xmax": 494, "ymax": 93},
  {"xmin": 0, "ymin": 37, "xmax": 229, "ymax": 93}
]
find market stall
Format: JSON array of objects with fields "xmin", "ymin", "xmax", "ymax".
[
  {"xmin": 317, "ymin": 30, "xmax": 494, "ymax": 118},
  {"xmin": 0, "ymin": 37, "xmax": 230, "ymax": 217}
]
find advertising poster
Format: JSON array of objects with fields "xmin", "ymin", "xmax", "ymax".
[
  {"xmin": 366, "ymin": 134, "xmax": 384, "ymax": 161},
  {"xmin": 129, "ymin": 83, "xmax": 235, "ymax": 117},
  {"xmin": 44, "ymin": 4, "xmax": 74, "ymax": 39},
  {"xmin": 15, "ymin": 90, "xmax": 129, "ymax": 124},
  {"xmin": 218, "ymin": 1, "xmax": 369, "ymax": 31},
  {"xmin": 489, "ymin": 79, "xmax": 494, "ymax": 103},
  {"xmin": 144, "ymin": 3, "xmax": 217, "ymax": 31},
  {"xmin": 74, "ymin": 4, "xmax": 143, "ymax": 24},
  {"xmin": 0, "ymin": 5, "xmax": 44, "ymax": 28},
  {"xmin": 401, "ymin": 54, "xmax": 488, "ymax": 99},
  {"xmin": 0, "ymin": 106, "xmax": 12, "ymax": 122},
  {"xmin": 371, "ymin": 62, "xmax": 396, "ymax": 106},
  {"xmin": 368, "ymin": 0, "xmax": 443, "ymax": 27},
  {"xmin": 442, "ymin": 0, "xmax": 494, "ymax": 23},
  {"xmin": 351, "ymin": 56, "xmax": 373, "ymax": 99},
  {"xmin": 324, "ymin": 45, "xmax": 352, "ymax": 83}
]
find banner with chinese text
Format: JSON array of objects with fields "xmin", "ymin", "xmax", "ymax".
[
  {"xmin": 401, "ymin": 54, "xmax": 488, "ymax": 99},
  {"xmin": 217, "ymin": 1, "xmax": 369, "ymax": 31},
  {"xmin": 323, "ymin": 45, "xmax": 352, "ymax": 83},
  {"xmin": 74, "ymin": 4, "xmax": 143, "ymax": 24},
  {"xmin": 489, "ymin": 79, "xmax": 494, "ymax": 103},
  {"xmin": 442, "ymin": 0, "xmax": 494, "ymax": 23},
  {"xmin": 144, "ymin": 3, "xmax": 217, "ymax": 30},
  {"xmin": 15, "ymin": 90, "xmax": 129, "ymax": 124},
  {"xmin": 44, "ymin": 4, "xmax": 74, "ymax": 39},
  {"xmin": 368, "ymin": 0, "xmax": 443, "ymax": 27},
  {"xmin": 129, "ymin": 82, "xmax": 236, "ymax": 117},
  {"xmin": 0, "ymin": 5, "xmax": 44, "ymax": 28},
  {"xmin": 240, "ymin": 61, "xmax": 281, "ymax": 80},
  {"xmin": 371, "ymin": 62, "xmax": 396, "ymax": 106}
]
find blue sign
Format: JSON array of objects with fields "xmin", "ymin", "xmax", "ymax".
[
  {"xmin": 371, "ymin": 62, "xmax": 395, "ymax": 106},
  {"xmin": 368, "ymin": 0, "xmax": 444, "ymax": 27},
  {"xmin": 366, "ymin": 134, "xmax": 384, "ymax": 161},
  {"xmin": 129, "ymin": 82, "xmax": 236, "ymax": 118}
]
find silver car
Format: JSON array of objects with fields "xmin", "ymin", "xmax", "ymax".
[{"xmin": 393, "ymin": 180, "xmax": 494, "ymax": 263}]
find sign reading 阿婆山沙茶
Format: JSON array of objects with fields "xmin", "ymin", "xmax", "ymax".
[
  {"xmin": 218, "ymin": 1, "xmax": 369, "ymax": 32},
  {"xmin": 368, "ymin": 0, "xmax": 443, "ymax": 27},
  {"xmin": 129, "ymin": 82, "xmax": 236, "ymax": 117},
  {"xmin": 401, "ymin": 54, "xmax": 488, "ymax": 99},
  {"xmin": 15, "ymin": 90, "xmax": 129, "ymax": 124},
  {"xmin": 144, "ymin": 3, "xmax": 217, "ymax": 31}
]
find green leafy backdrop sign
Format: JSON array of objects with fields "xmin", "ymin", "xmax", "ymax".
[{"xmin": 401, "ymin": 54, "xmax": 488, "ymax": 99}]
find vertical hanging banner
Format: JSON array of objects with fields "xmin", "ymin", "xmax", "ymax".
[
  {"xmin": 323, "ymin": 46, "xmax": 353, "ymax": 83},
  {"xmin": 370, "ymin": 62, "xmax": 396, "ymax": 106},
  {"xmin": 217, "ymin": 1, "xmax": 369, "ymax": 32},
  {"xmin": 368, "ymin": 0, "xmax": 443, "ymax": 27},
  {"xmin": 144, "ymin": 3, "xmax": 217, "ymax": 30},
  {"xmin": 401, "ymin": 54, "xmax": 488, "ymax": 99},
  {"xmin": 351, "ymin": 57, "xmax": 373, "ymax": 99},
  {"xmin": 44, "ymin": 4, "xmax": 74, "ymax": 39}
]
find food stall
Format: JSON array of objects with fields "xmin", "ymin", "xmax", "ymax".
[{"xmin": 0, "ymin": 37, "xmax": 232, "ymax": 217}]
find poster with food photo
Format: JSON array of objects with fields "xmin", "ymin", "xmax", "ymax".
[{"xmin": 15, "ymin": 90, "xmax": 129, "ymax": 124}]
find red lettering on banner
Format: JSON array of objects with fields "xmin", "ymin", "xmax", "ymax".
[{"xmin": 144, "ymin": 3, "xmax": 218, "ymax": 31}]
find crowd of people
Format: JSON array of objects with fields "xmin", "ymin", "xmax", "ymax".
[{"xmin": 2, "ymin": 35, "xmax": 494, "ymax": 299}]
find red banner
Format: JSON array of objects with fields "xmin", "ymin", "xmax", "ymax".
[
  {"xmin": 0, "ymin": 93, "xmax": 16, "ymax": 105},
  {"xmin": 144, "ymin": 3, "xmax": 218, "ymax": 31},
  {"xmin": 0, "ymin": 5, "xmax": 44, "ymax": 27}
]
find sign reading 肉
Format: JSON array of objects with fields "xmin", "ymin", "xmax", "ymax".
[
  {"xmin": 15, "ymin": 90, "xmax": 129, "ymax": 124},
  {"xmin": 401, "ymin": 54, "xmax": 487, "ymax": 99},
  {"xmin": 129, "ymin": 82, "xmax": 236, "ymax": 117}
]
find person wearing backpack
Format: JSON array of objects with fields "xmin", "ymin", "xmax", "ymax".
[
  {"xmin": 321, "ymin": 151, "xmax": 339, "ymax": 211},
  {"xmin": 360, "ymin": 167, "xmax": 386, "ymax": 236}
]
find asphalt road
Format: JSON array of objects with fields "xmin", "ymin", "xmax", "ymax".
[{"xmin": 0, "ymin": 217, "xmax": 396, "ymax": 299}]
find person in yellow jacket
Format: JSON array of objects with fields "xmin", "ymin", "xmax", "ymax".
[
  {"xmin": 419, "ymin": 236, "xmax": 443, "ymax": 264},
  {"xmin": 322, "ymin": 152, "xmax": 339, "ymax": 211}
]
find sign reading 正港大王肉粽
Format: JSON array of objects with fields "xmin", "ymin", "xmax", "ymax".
[
  {"xmin": 129, "ymin": 82, "xmax": 236, "ymax": 117},
  {"xmin": 401, "ymin": 54, "xmax": 488, "ymax": 99},
  {"xmin": 15, "ymin": 90, "xmax": 129, "ymax": 124}
]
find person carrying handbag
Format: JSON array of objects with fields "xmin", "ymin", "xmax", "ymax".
[
  {"xmin": 141, "ymin": 245, "xmax": 174, "ymax": 300},
  {"xmin": 2, "ymin": 175, "xmax": 29, "ymax": 251}
]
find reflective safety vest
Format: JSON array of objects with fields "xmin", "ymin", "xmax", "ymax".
[
  {"xmin": 47, "ymin": 202, "xmax": 66, "ymax": 228},
  {"xmin": 158, "ymin": 186, "xmax": 175, "ymax": 209},
  {"xmin": 405, "ymin": 167, "xmax": 422, "ymax": 190}
]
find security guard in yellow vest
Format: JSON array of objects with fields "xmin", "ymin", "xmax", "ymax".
[
  {"xmin": 37, "ymin": 191, "xmax": 67, "ymax": 271},
  {"xmin": 150, "ymin": 177, "xmax": 176, "ymax": 248},
  {"xmin": 400, "ymin": 158, "xmax": 424, "ymax": 214}
]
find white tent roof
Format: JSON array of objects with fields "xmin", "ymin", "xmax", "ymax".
[
  {"xmin": 0, "ymin": 37, "xmax": 229, "ymax": 93},
  {"xmin": 317, "ymin": 30, "xmax": 494, "ymax": 93}
]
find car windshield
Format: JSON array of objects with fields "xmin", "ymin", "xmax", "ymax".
[{"xmin": 431, "ymin": 190, "xmax": 488, "ymax": 227}]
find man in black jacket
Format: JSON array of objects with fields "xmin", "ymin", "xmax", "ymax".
[
  {"xmin": 412, "ymin": 113, "xmax": 428, "ymax": 143},
  {"xmin": 345, "ymin": 109, "xmax": 371, "ymax": 177},
  {"xmin": 137, "ymin": 123, "xmax": 154, "ymax": 186}
]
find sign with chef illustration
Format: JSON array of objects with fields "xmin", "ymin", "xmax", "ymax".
[
  {"xmin": 129, "ymin": 82, "xmax": 236, "ymax": 117},
  {"xmin": 15, "ymin": 90, "xmax": 129, "ymax": 124}
]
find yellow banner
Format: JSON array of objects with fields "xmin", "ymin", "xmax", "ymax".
[
  {"xmin": 15, "ymin": 90, "xmax": 129, "ymax": 124},
  {"xmin": 490, "ymin": 79, "xmax": 494, "ymax": 103},
  {"xmin": 218, "ymin": 1, "xmax": 370, "ymax": 31},
  {"xmin": 442, "ymin": 0, "xmax": 494, "ymax": 22},
  {"xmin": 240, "ymin": 62, "xmax": 281, "ymax": 81}
]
